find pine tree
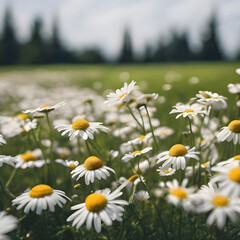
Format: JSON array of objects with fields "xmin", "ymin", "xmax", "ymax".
[
  {"xmin": 0, "ymin": 7, "xmax": 19, "ymax": 65},
  {"xmin": 199, "ymin": 15, "xmax": 223, "ymax": 61},
  {"xmin": 20, "ymin": 17, "xmax": 46, "ymax": 64},
  {"xmin": 118, "ymin": 28, "xmax": 134, "ymax": 63}
]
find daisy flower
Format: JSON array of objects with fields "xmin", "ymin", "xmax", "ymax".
[
  {"xmin": 0, "ymin": 134, "xmax": 6, "ymax": 146},
  {"xmin": 15, "ymin": 149, "xmax": 49, "ymax": 169},
  {"xmin": 217, "ymin": 120, "xmax": 240, "ymax": 145},
  {"xmin": 170, "ymin": 103, "xmax": 207, "ymax": 119},
  {"xmin": 157, "ymin": 167, "xmax": 176, "ymax": 176},
  {"xmin": 195, "ymin": 91, "xmax": 227, "ymax": 110},
  {"xmin": 12, "ymin": 184, "xmax": 70, "ymax": 215},
  {"xmin": 217, "ymin": 155, "xmax": 240, "ymax": 167},
  {"xmin": 157, "ymin": 144, "xmax": 199, "ymax": 170},
  {"xmin": 166, "ymin": 179, "xmax": 195, "ymax": 211},
  {"xmin": 104, "ymin": 80, "xmax": 138, "ymax": 105},
  {"xmin": 211, "ymin": 161, "xmax": 240, "ymax": 197},
  {"xmin": 71, "ymin": 156, "xmax": 115, "ymax": 185},
  {"xmin": 228, "ymin": 83, "xmax": 240, "ymax": 94},
  {"xmin": 23, "ymin": 102, "xmax": 65, "ymax": 114},
  {"xmin": 0, "ymin": 155, "xmax": 16, "ymax": 167},
  {"xmin": 154, "ymin": 126, "xmax": 174, "ymax": 139},
  {"xmin": 67, "ymin": 188, "xmax": 128, "ymax": 233},
  {"xmin": 55, "ymin": 159, "xmax": 79, "ymax": 169},
  {"xmin": 134, "ymin": 190, "xmax": 150, "ymax": 201},
  {"xmin": 122, "ymin": 147, "xmax": 152, "ymax": 163},
  {"xmin": 133, "ymin": 160, "xmax": 149, "ymax": 174},
  {"xmin": 0, "ymin": 211, "xmax": 18, "ymax": 240},
  {"xmin": 130, "ymin": 133, "xmax": 152, "ymax": 145},
  {"xmin": 196, "ymin": 182, "xmax": 240, "ymax": 229},
  {"xmin": 55, "ymin": 118, "xmax": 108, "ymax": 141},
  {"xmin": 56, "ymin": 147, "xmax": 71, "ymax": 159}
]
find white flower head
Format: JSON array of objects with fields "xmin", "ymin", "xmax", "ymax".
[
  {"xmin": 67, "ymin": 188, "xmax": 128, "ymax": 233},
  {"xmin": 157, "ymin": 167, "xmax": 176, "ymax": 176},
  {"xmin": 157, "ymin": 144, "xmax": 199, "ymax": 170},
  {"xmin": 104, "ymin": 80, "xmax": 138, "ymax": 105},
  {"xmin": 55, "ymin": 159, "xmax": 79, "ymax": 169},
  {"xmin": 0, "ymin": 134, "xmax": 6, "ymax": 146},
  {"xmin": 166, "ymin": 179, "xmax": 196, "ymax": 211},
  {"xmin": 195, "ymin": 91, "xmax": 227, "ymax": 110},
  {"xmin": 134, "ymin": 190, "xmax": 150, "ymax": 201},
  {"xmin": 0, "ymin": 211, "xmax": 18, "ymax": 240},
  {"xmin": 12, "ymin": 184, "xmax": 70, "ymax": 215},
  {"xmin": 211, "ymin": 161, "xmax": 240, "ymax": 197},
  {"xmin": 15, "ymin": 149, "xmax": 49, "ymax": 169},
  {"xmin": 170, "ymin": 103, "xmax": 207, "ymax": 119},
  {"xmin": 71, "ymin": 156, "xmax": 115, "ymax": 185},
  {"xmin": 154, "ymin": 126, "xmax": 174, "ymax": 139},
  {"xmin": 217, "ymin": 120, "xmax": 240, "ymax": 145},
  {"xmin": 55, "ymin": 118, "xmax": 108, "ymax": 141},
  {"xmin": 0, "ymin": 155, "xmax": 16, "ymax": 167},
  {"xmin": 23, "ymin": 102, "xmax": 65, "ymax": 114},
  {"xmin": 196, "ymin": 182, "xmax": 240, "ymax": 229},
  {"xmin": 122, "ymin": 147, "xmax": 152, "ymax": 163},
  {"xmin": 228, "ymin": 83, "xmax": 240, "ymax": 94}
]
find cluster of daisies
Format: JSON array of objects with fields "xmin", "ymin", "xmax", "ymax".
[{"xmin": 0, "ymin": 69, "xmax": 240, "ymax": 239}]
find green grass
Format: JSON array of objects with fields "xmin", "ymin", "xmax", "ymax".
[{"xmin": 0, "ymin": 61, "xmax": 239, "ymax": 125}]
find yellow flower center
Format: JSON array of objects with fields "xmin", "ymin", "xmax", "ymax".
[
  {"xmin": 172, "ymin": 188, "xmax": 188, "ymax": 199},
  {"xmin": 228, "ymin": 167, "xmax": 240, "ymax": 183},
  {"xmin": 202, "ymin": 162, "xmax": 209, "ymax": 167},
  {"xmin": 200, "ymin": 92, "xmax": 211, "ymax": 98},
  {"xmin": 59, "ymin": 151, "xmax": 68, "ymax": 158},
  {"xmin": 42, "ymin": 104, "xmax": 49, "ymax": 108},
  {"xmin": 132, "ymin": 150, "xmax": 142, "ymax": 156},
  {"xmin": 228, "ymin": 120, "xmax": 240, "ymax": 133},
  {"xmin": 29, "ymin": 184, "xmax": 53, "ymax": 198},
  {"xmin": 14, "ymin": 113, "xmax": 29, "ymax": 120},
  {"xmin": 21, "ymin": 153, "xmax": 37, "ymax": 162},
  {"xmin": 169, "ymin": 144, "xmax": 188, "ymax": 157},
  {"xmin": 212, "ymin": 196, "xmax": 229, "ymax": 207},
  {"xmin": 69, "ymin": 164, "xmax": 76, "ymax": 169},
  {"xmin": 72, "ymin": 119, "xmax": 90, "ymax": 130},
  {"xmin": 165, "ymin": 170, "xmax": 170, "ymax": 174},
  {"xmin": 160, "ymin": 130, "xmax": 168, "ymax": 136},
  {"xmin": 119, "ymin": 93, "xmax": 127, "ymax": 99},
  {"xmin": 184, "ymin": 109, "xmax": 194, "ymax": 113},
  {"xmin": 139, "ymin": 135, "xmax": 146, "ymax": 141},
  {"xmin": 128, "ymin": 174, "xmax": 139, "ymax": 182},
  {"xmin": 233, "ymin": 155, "xmax": 240, "ymax": 160},
  {"xmin": 85, "ymin": 193, "xmax": 107, "ymax": 212},
  {"xmin": 84, "ymin": 156, "xmax": 103, "ymax": 170}
]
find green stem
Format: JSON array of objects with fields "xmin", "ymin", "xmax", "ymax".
[
  {"xmin": 145, "ymin": 105, "xmax": 158, "ymax": 150},
  {"xmin": 0, "ymin": 177, "xmax": 15, "ymax": 200},
  {"xmin": 177, "ymin": 207, "xmax": 183, "ymax": 240},
  {"xmin": 127, "ymin": 106, "xmax": 145, "ymax": 133},
  {"xmin": 88, "ymin": 140, "xmax": 104, "ymax": 159},
  {"xmin": 188, "ymin": 118, "xmax": 195, "ymax": 146},
  {"xmin": 137, "ymin": 108, "xmax": 146, "ymax": 134},
  {"xmin": 139, "ymin": 177, "xmax": 169, "ymax": 240},
  {"xmin": 85, "ymin": 140, "xmax": 92, "ymax": 155},
  {"xmin": 5, "ymin": 168, "xmax": 17, "ymax": 188}
]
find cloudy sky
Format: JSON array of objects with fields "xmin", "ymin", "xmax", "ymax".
[{"xmin": 0, "ymin": 0, "xmax": 239, "ymax": 59}]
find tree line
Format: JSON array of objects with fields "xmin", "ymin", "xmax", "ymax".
[{"xmin": 0, "ymin": 8, "xmax": 237, "ymax": 65}]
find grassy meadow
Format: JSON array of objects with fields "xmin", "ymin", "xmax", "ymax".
[{"xmin": 0, "ymin": 62, "xmax": 240, "ymax": 240}]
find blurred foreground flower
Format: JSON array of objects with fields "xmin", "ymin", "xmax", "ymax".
[
  {"xmin": 0, "ymin": 211, "xmax": 18, "ymax": 240},
  {"xmin": 196, "ymin": 182, "xmax": 240, "ymax": 229}
]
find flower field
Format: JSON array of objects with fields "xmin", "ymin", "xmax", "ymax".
[{"xmin": 0, "ymin": 62, "xmax": 240, "ymax": 240}]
